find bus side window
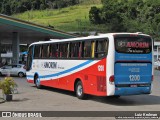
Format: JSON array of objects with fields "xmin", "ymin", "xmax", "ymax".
[
  {"xmin": 59, "ymin": 43, "xmax": 68, "ymax": 58},
  {"xmin": 70, "ymin": 42, "xmax": 80, "ymax": 58},
  {"xmin": 34, "ymin": 45, "xmax": 41, "ymax": 58},
  {"xmin": 50, "ymin": 44, "xmax": 59, "ymax": 58},
  {"xmin": 42, "ymin": 44, "xmax": 48, "ymax": 58},
  {"xmin": 38, "ymin": 45, "xmax": 43, "ymax": 58},
  {"xmin": 95, "ymin": 40, "xmax": 108, "ymax": 58},
  {"xmin": 49, "ymin": 44, "xmax": 52, "ymax": 57},
  {"xmin": 59, "ymin": 44, "xmax": 62, "ymax": 58},
  {"xmin": 70, "ymin": 43, "xmax": 73, "ymax": 57},
  {"xmin": 41, "ymin": 45, "xmax": 44, "ymax": 58},
  {"xmin": 50, "ymin": 44, "xmax": 54, "ymax": 57},
  {"xmin": 84, "ymin": 41, "xmax": 91, "ymax": 58},
  {"xmin": 56, "ymin": 44, "xmax": 59, "ymax": 58},
  {"xmin": 47, "ymin": 44, "xmax": 50, "ymax": 57},
  {"xmin": 81, "ymin": 42, "xmax": 84, "ymax": 58},
  {"xmin": 79, "ymin": 42, "xmax": 82, "ymax": 58},
  {"xmin": 67, "ymin": 43, "xmax": 70, "ymax": 58}
]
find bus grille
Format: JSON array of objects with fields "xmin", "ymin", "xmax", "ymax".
[{"xmin": 97, "ymin": 76, "xmax": 106, "ymax": 92}]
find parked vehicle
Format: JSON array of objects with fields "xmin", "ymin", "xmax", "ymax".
[
  {"xmin": 0, "ymin": 64, "xmax": 26, "ymax": 77},
  {"xmin": 154, "ymin": 61, "xmax": 160, "ymax": 70}
]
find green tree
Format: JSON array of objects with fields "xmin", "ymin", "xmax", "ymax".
[
  {"xmin": 89, "ymin": 6, "xmax": 102, "ymax": 24},
  {"xmin": 90, "ymin": 0, "xmax": 126, "ymax": 32},
  {"xmin": 0, "ymin": 0, "xmax": 80, "ymax": 15},
  {"xmin": 88, "ymin": 0, "xmax": 160, "ymax": 40}
]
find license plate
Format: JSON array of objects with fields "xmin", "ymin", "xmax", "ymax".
[{"xmin": 130, "ymin": 85, "xmax": 137, "ymax": 87}]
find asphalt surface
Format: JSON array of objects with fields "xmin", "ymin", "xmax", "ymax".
[{"xmin": 0, "ymin": 70, "xmax": 159, "ymax": 120}]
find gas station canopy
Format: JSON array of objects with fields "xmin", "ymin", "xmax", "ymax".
[
  {"xmin": 0, "ymin": 14, "xmax": 77, "ymax": 64},
  {"xmin": 0, "ymin": 14, "xmax": 77, "ymax": 44}
]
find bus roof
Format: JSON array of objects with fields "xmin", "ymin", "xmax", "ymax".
[{"xmin": 29, "ymin": 32, "xmax": 151, "ymax": 46}]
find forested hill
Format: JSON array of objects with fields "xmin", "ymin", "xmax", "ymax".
[
  {"xmin": 12, "ymin": 0, "xmax": 102, "ymax": 33},
  {"xmin": 3, "ymin": 0, "xmax": 160, "ymax": 40},
  {"xmin": 0, "ymin": 0, "xmax": 90, "ymax": 15},
  {"xmin": 90, "ymin": 0, "xmax": 160, "ymax": 40}
]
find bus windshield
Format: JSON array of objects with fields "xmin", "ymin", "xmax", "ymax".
[{"xmin": 115, "ymin": 36, "xmax": 152, "ymax": 54}]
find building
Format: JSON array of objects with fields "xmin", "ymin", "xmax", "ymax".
[{"xmin": 154, "ymin": 41, "xmax": 160, "ymax": 61}]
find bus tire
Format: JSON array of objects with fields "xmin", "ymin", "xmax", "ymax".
[
  {"xmin": 0, "ymin": 72, "xmax": 2, "ymax": 76},
  {"xmin": 76, "ymin": 81, "xmax": 87, "ymax": 99},
  {"xmin": 34, "ymin": 75, "xmax": 42, "ymax": 89}
]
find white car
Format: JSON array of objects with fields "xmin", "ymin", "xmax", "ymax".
[{"xmin": 0, "ymin": 64, "xmax": 26, "ymax": 77}]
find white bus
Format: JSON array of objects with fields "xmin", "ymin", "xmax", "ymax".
[{"xmin": 26, "ymin": 33, "xmax": 153, "ymax": 99}]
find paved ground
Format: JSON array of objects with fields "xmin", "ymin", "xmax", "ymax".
[{"xmin": 0, "ymin": 70, "xmax": 159, "ymax": 120}]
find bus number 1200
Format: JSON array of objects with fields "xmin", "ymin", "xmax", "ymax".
[{"xmin": 129, "ymin": 75, "xmax": 140, "ymax": 81}]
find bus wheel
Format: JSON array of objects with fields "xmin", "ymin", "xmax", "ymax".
[
  {"xmin": 76, "ymin": 81, "xmax": 87, "ymax": 99},
  {"xmin": 35, "ymin": 75, "xmax": 42, "ymax": 89}
]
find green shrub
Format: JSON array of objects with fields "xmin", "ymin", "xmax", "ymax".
[{"xmin": 0, "ymin": 77, "xmax": 17, "ymax": 95}]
